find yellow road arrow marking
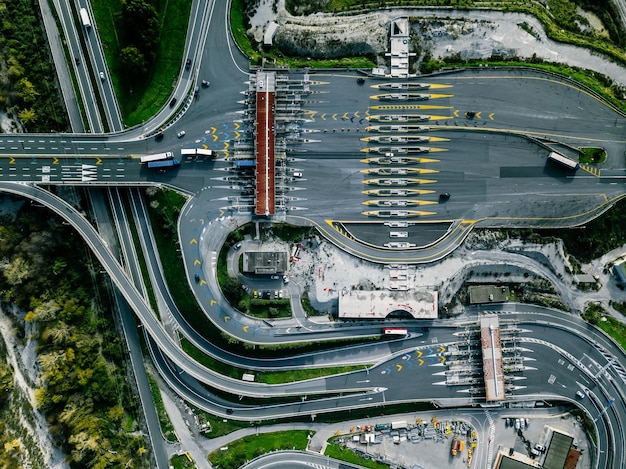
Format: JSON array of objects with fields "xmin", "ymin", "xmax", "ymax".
[
  {"xmin": 453, "ymin": 109, "xmax": 459, "ymax": 117},
  {"xmin": 52, "ymin": 157, "xmax": 58, "ymax": 164},
  {"xmin": 354, "ymin": 111, "xmax": 360, "ymax": 118},
  {"xmin": 476, "ymin": 112, "xmax": 482, "ymax": 119},
  {"xmin": 96, "ymin": 158, "xmax": 102, "ymax": 164},
  {"xmin": 234, "ymin": 122, "xmax": 240, "ymax": 130},
  {"xmin": 488, "ymin": 113, "xmax": 495, "ymax": 120},
  {"xmin": 224, "ymin": 316, "xmax": 230, "ymax": 322},
  {"xmin": 202, "ymin": 144, "xmax": 208, "ymax": 149},
  {"xmin": 210, "ymin": 300, "xmax": 216, "ymax": 306},
  {"xmin": 332, "ymin": 114, "xmax": 337, "ymax": 121},
  {"xmin": 211, "ymin": 127, "xmax": 217, "ymax": 133},
  {"xmin": 441, "ymin": 356, "xmax": 446, "ymax": 363},
  {"xmin": 223, "ymin": 150, "xmax": 229, "ymax": 158},
  {"xmin": 417, "ymin": 350, "xmax": 423, "ymax": 357},
  {"xmin": 342, "ymin": 112, "xmax": 348, "ymax": 119},
  {"xmin": 396, "ymin": 364, "xmax": 403, "ymax": 371},
  {"xmin": 219, "ymin": 209, "xmax": 224, "ymax": 216},
  {"xmin": 224, "ymin": 142, "xmax": 230, "ymax": 149},
  {"xmin": 9, "ymin": 157, "xmax": 15, "ymax": 164},
  {"xmin": 190, "ymin": 238, "xmax": 197, "ymax": 244},
  {"xmin": 213, "ymin": 134, "xmax": 218, "ymax": 142},
  {"xmin": 234, "ymin": 131, "xmax": 240, "ymax": 139},
  {"xmin": 286, "ymin": 328, "xmax": 291, "ymax": 333},
  {"xmin": 199, "ymin": 279, "xmax": 207, "ymax": 286},
  {"xmin": 243, "ymin": 325, "xmax": 249, "ymax": 333},
  {"xmin": 419, "ymin": 359, "xmax": 424, "ymax": 366},
  {"xmin": 194, "ymin": 259, "xmax": 201, "ymax": 265},
  {"xmin": 440, "ymin": 346, "xmax": 445, "ymax": 353},
  {"xmin": 320, "ymin": 114, "xmax": 326, "ymax": 120}
]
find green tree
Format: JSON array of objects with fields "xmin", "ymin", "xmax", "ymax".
[
  {"xmin": 16, "ymin": 77, "xmax": 38, "ymax": 103},
  {"xmin": 120, "ymin": 45, "xmax": 148, "ymax": 80}
]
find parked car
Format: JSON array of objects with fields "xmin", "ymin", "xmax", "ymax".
[
  {"xmin": 270, "ymin": 275, "xmax": 280, "ymax": 280},
  {"xmin": 177, "ymin": 130, "xmax": 186, "ymax": 138}
]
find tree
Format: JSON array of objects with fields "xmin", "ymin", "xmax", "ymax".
[
  {"xmin": 3, "ymin": 256, "xmax": 31, "ymax": 285},
  {"xmin": 17, "ymin": 108, "xmax": 37, "ymax": 126},
  {"xmin": 120, "ymin": 46, "xmax": 147, "ymax": 80},
  {"xmin": 16, "ymin": 77, "xmax": 38, "ymax": 103}
]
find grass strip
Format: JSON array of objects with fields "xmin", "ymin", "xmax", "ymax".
[
  {"xmin": 147, "ymin": 372, "xmax": 178, "ymax": 442},
  {"xmin": 325, "ymin": 443, "xmax": 390, "ymax": 469},
  {"xmin": 208, "ymin": 430, "xmax": 310, "ymax": 469}
]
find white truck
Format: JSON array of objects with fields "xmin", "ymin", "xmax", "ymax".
[{"xmin": 80, "ymin": 8, "xmax": 91, "ymax": 29}]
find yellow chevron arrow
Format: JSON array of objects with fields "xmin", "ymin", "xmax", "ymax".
[
  {"xmin": 475, "ymin": 112, "xmax": 482, "ymax": 119},
  {"xmin": 419, "ymin": 359, "xmax": 424, "ymax": 366},
  {"xmin": 9, "ymin": 157, "xmax": 15, "ymax": 164},
  {"xmin": 96, "ymin": 158, "xmax": 102, "ymax": 164},
  {"xmin": 190, "ymin": 238, "xmax": 197, "ymax": 244},
  {"xmin": 440, "ymin": 356, "xmax": 446, "ymax": 363},
  {"xmin": 440, "ymin": 346, "xmax": 445, "ymax": 353},
  {"xmin": 210, "ymin": 299, "xmax": 216, "ymax": 306},
  {"xmin": 211, "ymin": 127, "xmax": 216, "ymax": 133},
  {"xmin": 396, "ymin": 364, "xmax": 403, "ymax": 371},
  {"xmin": 199, "ymin": 279, "xmax": 206, "ymax": 286},
  {"xmin": 417, "ymin": 350, "xmax": 423, "ymax": 357},
  {"xmin": 234, "ymin": 131, "xmax": 240, "ymax": 139},
  {"xmin": 52, "ymin": 157, "xmax": 58, "ymax": 164},
  {"xmin": 354, "ymin": 111, "xmax": 360, "ymax": 118},
  {"xmin": 243, "ymin": 325, "xmax": 249, "ymax": 333},
  {"xmin": 194, "ymin": 259, "xmax": 201, "ymax": 265},
  {"xmin": 202, "ymin": 144, "xmax": 208, "ymax": 149},
  {"xmin": 488, "ymin": 113, "xmax": 495, "ymax": 120},
  {"xmin": 224, "ymin": 315, "xmax": 230, "ymax": 322},
  {"xmin": 453, "ymin": 109, "xmax": 459, "ymax": 117},
  {"xmin": 320, "ymin": 114, "xmax": 326, "ymax": 120},
  {"xmin": 234, "ymin": 122, "xmax": 240, "ymax": 130},
  {"xmin": 332, "ymin": 114, "xmax": 337, "ymax": 121},
  {"xmin": 199, "ymin": 218, "xmax": 205, "ymax": 225},
  {"xmin": 224, "ymin": 142, "xmax": 230, "ymax": 149},
  {"xmin": 219, "ymin": 209, "xmax": 224, "ymax": 216},
  {"xmin": 213, "ymin": 134, "xmax": 218, "ymax": 142},
  {"xmin": 342, "ymin": 112, "xmax": 349, "ymax": 119}
]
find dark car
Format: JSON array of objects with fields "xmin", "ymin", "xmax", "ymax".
[
  {"xmin": 169, "ymin": 97, "xmax": 177, "ymax": 107},
  {"xmin": 185, "ymin": 58, "xmax": 191, "ymax": 70},
  {"xmin": 226, "ymin": 408, "xmax": 234, "ymax": 415},
  {"xmin": 465, "ymin": 111, "xmax": 476, "ymax": 119},
  {"xmin": 357, "ymin": 77, "xmax": 365, "ymax": 85},
  {"xmin": 155, "ymin": 132, "xmax": 164, "ymax": 141},
  {"xmin": 194, "ymin": 273, "xmax": 200, "ymax": 282},
  {"xmin": 439, "ymin": 192, "xmax": 450, "ymax": 201}
]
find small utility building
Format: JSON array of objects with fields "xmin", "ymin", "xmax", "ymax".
[{"xmin": 243, "ymin": 251, "xmax": 288, "ymax": 275}]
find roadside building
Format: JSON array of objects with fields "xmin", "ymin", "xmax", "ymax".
[
  {"xmin": 614, "ymin": 261, "xmax": 626, "ymax": 286},
  {"xmin": 469, "ymin": 285, "xmax": 510, "ymax": 304},
  {"xmin": 338, "ymin": 289, "xmax": 437, "ymax": 319},
  {"xmin": 242, "ymin": 251, "xmax": 289, "ymax": 275}
]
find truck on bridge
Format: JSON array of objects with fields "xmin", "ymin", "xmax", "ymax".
[{"xmin": 147, "ymin": 159, "xmax": 180, "ymax": 169}]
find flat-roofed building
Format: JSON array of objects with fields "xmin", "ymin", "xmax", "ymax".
[
  {"xmin": 339, "ymin": 289, "xmax": 437, "ymax": 319},
  {"xmin": 242, "ymin": 251, "xmax": 288, "ymax": 275}
]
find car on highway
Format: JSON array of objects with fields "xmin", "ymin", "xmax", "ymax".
[
  {"xmin": 99, "ymin": 71, "xmax": 105, "ymax": 81},
  {"xmin": 576, "ymin": 390, "xmax": 585, "ymax": 399},
  {"xmin": 253, "ymin": 290, "xmax": 258, "ymax": 298},
  {"xmin": 201, "ymin": 80, "xmax": 210, "ymax": 87},
  {"xmin": 155, "ymin": 131, "xmax": 164, "ymax": 141},
  {"xmin": 185, "ymin": 58, "xmax": 191, "ymax": 70},
  {"xmin": 439, "ymin": 192, "xmax": 451, "ymax": 201},
  {"xmin": 293, "ymin": 172, "xmax": 303, "ymax": 178},
  {"xmin": 169, "ymin": 97, "xmax": 177, "ymax": 107},
  {"xmin": 177, "ymin": 131, "xmax": 186, "ymax": 138},
  {"xmin": 270, "ymin": 274, "xmax": 280, "ymax": 280},
  {"xmin": 282, "ymin": 275, "xmax": 289, "ymax": 283},
  {"xmin": 234, "ymin": 243, "xmax": 242, "ymax": 250},
  {"xmin": 194, "ymin": 273, "xmax": 200, "ymax": 282}
]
